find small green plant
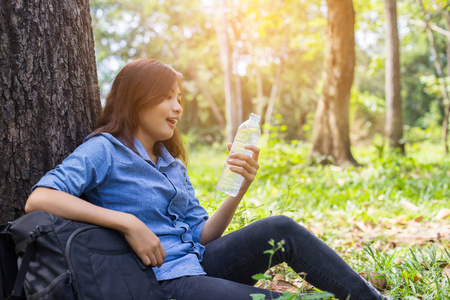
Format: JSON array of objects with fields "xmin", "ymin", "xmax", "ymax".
[
  {"xmin": 372, "ymin": 133, "xmax": 385, "ymax": 158},
  {"xmin": 250, "ymin": 239, "xmax": 334, "ymax": 300}
]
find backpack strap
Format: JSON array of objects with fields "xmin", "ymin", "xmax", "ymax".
[
  {"xmin": 0, "ymin": 226, "xmax": 5, "ymax": 299},
  {"xmin": 11, "ymin": 225, "xmax": 50, "ymax": 298},
  {"xmin": 11, "ymin": 242, "xmax": 35, "ymax": 297},
  {"xmin": 0, "ymin": 223, "xmax": 12, "ymax": 299},
  {"xmin": 14, "ymin": 224, "xmax": 52, "ymax": 254}
]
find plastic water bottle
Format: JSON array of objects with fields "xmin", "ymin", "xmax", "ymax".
[{"xmin": 216, "ymin": 113, "xmax": 261, "ymax": 197}]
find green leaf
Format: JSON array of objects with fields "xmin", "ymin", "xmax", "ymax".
[
  {"xmin": 251, "ymin": 273, "xmax": 272, "ymax": 281},
  {"xmin": 250, "ymin": 294, "xmax": 267, "ymax": 300}
]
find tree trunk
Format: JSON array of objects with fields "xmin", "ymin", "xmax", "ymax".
[
  {"xmin": 0, "ymin": 0, "xmax": 100, "ymax": 223},
  {"xmin": 217, "ymin": 0, "xmax": 236, "ymax": 142},
  {"xmin": 263, "ymin": 60, "xmax": 283, "ymax": 136},
  {"xmin": 418, "ymin": 0, "xmax": 450, "ymax": 155},
  {"xmin": 439, "ymin": 6, "xmax": 450, "ymax": 155},
  {"xmin": 233, "ymin": 49, "xmax": 243, "ymax": 128},
  {"xmin": 385, "ymin": 0, "xmax": 405, "ymax": 154},
  {"xmin": 310, "ymin": 0, "xmax": 358, "ymax": 166},
  {"xmin": 445, "ymin": 10, "xmax": 450, "ymax": 92},
  {"xmin": 255, "ymin": 70, "xmax": 265, "ymax": 118}
]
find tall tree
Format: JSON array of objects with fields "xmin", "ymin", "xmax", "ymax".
[
  {"xmin": 0, "ymin": 1, "xmax": 100, "ymax": 223},
  {"xmin": 435, "ymin": 0, "xmax": 450, "ymax": 154},
  {"xmin": 310, "ymin": 0, "xmax": 359, "ymax": 166},
  {"xmin": 385, "ymin": 0, "xmax": 405, "ymax": 153},
  {"xmin": 439, "ymin": 3, "xmax": 450, "ymax": 86},
  {"xmin": 217, "ymin": 0, "xmax": 237, "ymax": 142},
  {"xmin": 417, "ymin": 0, "xmax": 450, "ymax": 154}
]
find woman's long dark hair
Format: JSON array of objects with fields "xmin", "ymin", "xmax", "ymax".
[{"xmin": 90, "ymin": 59, "xmax": 187, "ymax": 164}]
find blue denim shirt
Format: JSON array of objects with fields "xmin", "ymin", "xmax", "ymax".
[{"xmin": 33, "ymin": 133, "xmax": 209, "ymax": 280}]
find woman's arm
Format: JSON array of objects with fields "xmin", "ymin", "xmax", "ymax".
[
  {"xmin": 199, "ymin": 144, "xmax": 260, "ymax": 245},
  {"xmin": 25, "ymin": 187, "xmax": 166, "ymax": 267}
]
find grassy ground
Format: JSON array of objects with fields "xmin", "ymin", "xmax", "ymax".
[{"xmin": 187, "ymin": 138, "xmax": 450, "ymax": 299}]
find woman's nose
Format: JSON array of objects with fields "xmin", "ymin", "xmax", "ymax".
[{"xmin": 173, "ymin": 101, "xmax": 183, "ymax": 113}]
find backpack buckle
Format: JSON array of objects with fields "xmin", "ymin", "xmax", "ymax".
[
  {"xmin": 0, "ymin": 222, "xmax": 12, "ymax": 234},
  {"xmin": 28, "ymin": 226, "xmax": 42, "ymax": 243}
]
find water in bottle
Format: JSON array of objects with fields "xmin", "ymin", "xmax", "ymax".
[{"xmin": 216, "ymin": 113, "xmax": 261, "ymax": 197}]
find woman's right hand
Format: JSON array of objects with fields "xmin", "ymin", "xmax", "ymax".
[{"xmin": 123, "ymin": 215, "xmax": 166, "ymax": 268}]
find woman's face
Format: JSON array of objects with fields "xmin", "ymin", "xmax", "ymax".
[{"xmin": 135, "ymin": 83, "xmax": 183, "ymax": 149}]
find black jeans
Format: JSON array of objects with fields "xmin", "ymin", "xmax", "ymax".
[{"xmin": 159, "ymin": 216, "xmax": 384, "ymax": 300}]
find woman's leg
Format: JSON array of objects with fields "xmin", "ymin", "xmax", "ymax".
[
  {"xmin": 159, "ymin": 276, "xmax": 282, "ymax": 300},
  {"xmin": 201, "ymin": 215, "xmax": 384, "ymax": 300}
]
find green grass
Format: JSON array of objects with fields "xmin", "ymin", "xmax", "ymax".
[{"xmin": 187, "ymin": 138, "xmax": 450, "ymax": 299}]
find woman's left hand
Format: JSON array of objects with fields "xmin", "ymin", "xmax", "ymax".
[{"xmin": 227, "ymin": 143, "xmax": 260, "ymax": 196}]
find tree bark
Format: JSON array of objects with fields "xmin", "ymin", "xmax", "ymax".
[
  {"xmin": 0, "ymin": 0, "xmax": 100, "ymax": 223},
  {"xmin": 310, "ymin": 0, "xmax": 358, "ymax": 166},
  {"xmin": 439, "ymin": 5, "xmax": 450, "ymax": 155},
  {"xmin": 418, "ymin": 0, "xmax": 450, "ymax": 155},
  {"xmin": 444, "ymin": 10, "xmax": 450, "ymax": 87},
  {"xmin": 385, "ymin": 0, "xmax": 405, "ymax": 153},
  {"xmin": 255, "ymin": 70, "xmax": 265, "ymax": 118},
  {"xmin": 263, "ymin": 60, "xmax": 283, "ymax": 136},
  {"xmin": 217, "ymin": 0, "xmax": 236, "ymax": 142},
  {"xmin": 233, "ymin": 48, "xmax": 243, "ymax": 127}
]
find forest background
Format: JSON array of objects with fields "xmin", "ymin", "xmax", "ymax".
[
  {"xmin": 1, "ymin": 0, "xmax": 450, "ymax": 299},
  {"xmin": 92, "ymin": 0, "xmax": 444, "ymax": 150},
  {"xmin": 89, "ymin": 0, "xmax": 450, "ymax": 298}
]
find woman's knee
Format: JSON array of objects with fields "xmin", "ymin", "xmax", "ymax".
[{"xmin": 256, "ymin": 215, "xmax": 304, "ymax": 239}]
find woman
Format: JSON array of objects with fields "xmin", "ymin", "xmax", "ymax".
[{"xmin": 25, "ymin": 59, "xmax": 385, "ymax": 300}]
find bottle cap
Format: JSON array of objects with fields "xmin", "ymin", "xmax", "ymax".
[{"xmin": 250, "ymin": 113, "xmax": 261, "ymax": 121}]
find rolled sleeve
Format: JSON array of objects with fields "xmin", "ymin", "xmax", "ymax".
[{"xmin": 32, "ymin": 137, "xmax": 112, "ymax": 197}]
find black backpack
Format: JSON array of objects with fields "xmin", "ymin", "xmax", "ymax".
[
  {"xmin": 0, "ymin": 222, "xmax": 25, "ymax": 300},
  {"xmin": 0, "ymin": 210, "xmax": 164, "ymax": 300}
]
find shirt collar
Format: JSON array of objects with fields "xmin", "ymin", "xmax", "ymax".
[
  {"xmin": 158, "ymin": 145, "xmax": 177, "ymax": 168},
  {"xmin": 133, "ymin": 138, "xmax": 176, "ymax": 168}
]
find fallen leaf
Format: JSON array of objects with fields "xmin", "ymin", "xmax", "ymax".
[
  {"xmin": 354, "ymin": 221, "xmax": 368, "ymax": 232},
  {"xmin": 436, "ymin": 208, "xmax": 450, "ymax": 220},
  {"xmin": 443, "ymin": 265, "xmax": 450, "ymax": 278},
  {"xmin": 436, "ymin": 260, "xmax": 449, "ymax": 269},
  {"xmin": 273, "ymin": 274, "xmax": 283, "ymax": 281},
  {"xmin": 412, "ymin": 274, "xmax": 423, "ymax": 283},
  {"xmin": 421, "ymin": 261, "xmax": 430, "ymax": 270},
  {"xmin": 401, "ymin": 199, "xmax": 419, "ymax": 211},
  {"xmin": 413, "ymin": 216, "xmax": 424, "ymax": 222},
  {"xmin": 394, "ymin": 257, "xmax": 404, "ymax": 265},
  {"xmin": 359, "ymin": 272, "xmax": 387, "ymax": 290},
  {"xmin": 272, "ymin": 279, "xmax": 299, "ymax": 293},
  {"xmin": 402, "ymin": 272, "xmax": 423, "ymax": 284}
]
